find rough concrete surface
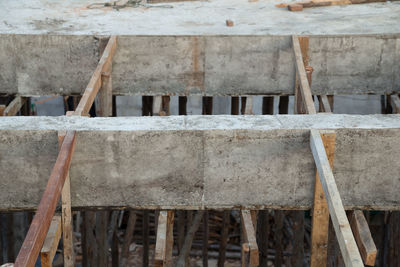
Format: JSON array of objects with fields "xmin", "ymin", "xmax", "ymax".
[
  {"xmin": 0, "ymin": 35, "xmax": 399, "ymax": 96},
  {"xmin": 1, "ymin": 114, "xmax": 400, "ymax": 210},
  {"xmin": 1, "ymin": 0, "xmax": 399, "ymax": 35}
]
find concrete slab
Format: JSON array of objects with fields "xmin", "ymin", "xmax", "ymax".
[
  {"xmin": 1, "ymin": 0, "xmax": 399, "ymax": 35},
  {"xmin": 1, "ymin": 35, "xmax": 399, "ymax": 96},
  {"xmin": 1, "ymin": 114, "xmax": 400, "ymax": 210}
]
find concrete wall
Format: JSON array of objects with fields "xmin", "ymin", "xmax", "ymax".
[
  {"xmin": 0, "ymin": 34, "xmax": 399, "ymax": 96},
  {"xmin": 0, "ymin": 115, "xmax": 400, "ymax": 210}
]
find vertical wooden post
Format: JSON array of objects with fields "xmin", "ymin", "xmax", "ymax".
[
  {"xmin": 96, "ymin": 37, "xmax": 113, "ymax": 117},
  {"xmin": 111, "ymin": 228, "xmax": 119, "ymax": 267},
  {"xmin": 274, "ymin": 211, "xmax": 284, "ymax": 267},
  {"xmin": 240, "ymin": 210, "xmax": 259, "ymax": 267},
  {"xmin": 177, "ymin": 211, "xmax": 185, "ymax": 254},
  {"xmin": 96, "ymin": 211, "xmax": 109, "ymax": 267},
  {"xmin": 97, "ymin": 71, "xmax": 113, "ymax": 117},
  {"xmin": 244, "ymin": 96, "xmax": 253, "ymax": 115},
  {"xmin": 176, "ymin": 211, "xmax": 205, "ymax": 267},
  {"xmin": 143, "ymin": 210, "xmax": 149, "ymax": 267},
  {"xmin": 258, "ymin": 210, "xmax": 269, "ymax": 267},
  {"xmin": 218, "ymin": 211, "xmax": 230, "ymax": 267},
  {"xmin": 202, "ymin": 211, "xmax": 209, "ymax": 267},
  {"xmin": 155, "ymin": 211, "xmax": 175, "ymax": 267},
  {"xmin": 310, "ymin": 132, "xmax": 336, "ymax": 267},
  {"xmin": 278, "ymin": 96, "xmax": 288, "ymax": 114},
  {"xmin": 262, "ymin": 96, "xmax": 274, "ymax": 115},
  {"xmin": 291, "ymin": 211, "xmax": 304, "ymax": 267},
  {"xmin": 40, "ymin": 216, "xmax": 62, "ymax": 267},
  {"xmin": 231, "ymin": 97, "xmax": 239, "ymax": 115},
  {"xmin": 0, "ymin": 104, "xmax": 5, "ymax": 116},
  {"xmin": 120, "ymin": 210, "xmax": 137, "ymax": 267}
]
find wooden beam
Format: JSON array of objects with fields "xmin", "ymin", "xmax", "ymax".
[
  {"xmin": 143, "ymin": 210, "xmax": 149, "ymax": 267},
  {"xmin": 40, "ymin": 216, "xmax": 62, "ymax": 267},
  {"xmin": 120, "ymin": 210, "xmax": 137, "ymax": 267},
  {"xmin": 350, "ymin": 211, "xmax": 377, "ymax": 266},
  {"xmin": 58, "ymin": 132, "xmax": 74, "ymax": 267},
  {"xmin": 240, "ymin": 210, "xmax": 259, "ymax": 266},
  {"xmin": 75, "ymin": 36, "xmax": 117, "ymax": 116},
  {"xmin": 318, "ymin": 95, "xmax": 332, "ymax": 113},
  {"xmin": 310, "ymin": 129, "xmax": 363, "ymax": 267},
  {"xmin": 96, "ymin": 211, "xmax": 109, "ymax": 267},
  {"xmin": 244, "ymin": 96, "xmax": 253, "ymax": 115},
  {"xmin": 310, "ymin": 132, "xmax": 336, "ymax": 267},
  {"xmin": 202, "ymin": 211, "xmax": 209, "ymax": 267},
  {"xmin": 0, "ymin": 104, "xmax": 5, "ymax": 116},
  {"xmin": 96, "ymin": 70, "xmax": 113, "ymax": 117},
  {"xmin": 218, "ymin": 211, "xmax": 230, "ymax": 267},
  {"xmin": 391, "ymin": 95, "xmax": 400, "ymax": 114},
  {"xmin": 14, "ymin": 131, "xmax": 76, "ymax": 267},
  {"xmin": 176, "ymin": 211, "xmax": 205, "ymax": 267},
  {"xmin": 292, "ymin": 36, "xmax": 316, "ymax": 115},
  {"xmin": 153, "ymin": 96, "xmax": 163, "ymax": 116},
  {"xmin": 155, "ymin": 211, "xmax": 175, "ymax": 267},
  {"xmin": 278, "ymin": 0, "xmax": 396, "ymax": 11},
  {"xmin": 3, "ymin": 96, "xmax": 27, "ymax": 116}
]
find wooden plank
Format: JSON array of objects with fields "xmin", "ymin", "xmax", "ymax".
[
  {"xmin": 155, "ymin": 211, "xmax": 168, "ymax": 266},
  {"xmin": 257, "ymin": 210, "xmax": 269, "ymax": 267},
  {"xmin": 40, "ymin": 216, "xmax": 62, "ymax": 267},
  {"xmin": 162, "ymin": 96, "xmax": 171, "ymax": 116},
  {"xmin": 164, "ymin": 211, "xmax": 174, "ymax": 267},
  {"xmin": 153, "ymin": 96, "xmax": 163, "ymax": 116},
  {"xmin": 96, "ymin": 71, "xmax": 113, "ymax": 117},
  {"xmin": 244, "ymin": 96, "xmax": 253, "ymax": 115},
  {"xmin": 292, "ymin": 36, "xmax": 316, "ymax": 115},
  {"xmin": 0, "ymin": 104, "xmax": 5, "ymax": 116},
  {"xmin": 85, "ymin": 212, "xmax": 96, "ymax": 266},
  {"xmin": 143, "ymin": 210, "xmax": 149, "ymax": 267},
  {"xmin": 350, "ymin": 211, "xmax": 377, "ymax": 266},
  {"xmin": 176, "ymin": 211, "xmax": 205, "ymax": 267},
  {"xmin": 319, "ymin": 95, "xmax": 332, "ymax": 113},
  {"xmin": 177, "ymin": 211, "xmax": 185, "ymax": 253},
  {"xmin": 120, "ymin": 210, "xmax": 137, "ymax": 267},
  {"xmin": 14, "ymin": 131, "xmax": 76, "ymax": 267},
  {"xmin": 58, "ymin": 132, "xmax": 74, "ymax": 267},
  {"xmin": 279, "ymin": 0, "xmax": 394, "ymax": 10},
  {"xmin": 111, "ymin": 228, "xmax": 119, "ymax": 267},
  {"xmin": 202, "ymin": 211, "xmax": 209, "ymax": 267},
  {"xmin": 240, "ymin": 210, "xmax": 259, "ymax": 266},
  {"xmin": 81, "ymin": 211, "xmax": 88, "ymax": 267},
  {"xmin": 310, "ymin": 129, "xmax": 363, "ymax": 267},
  {"xmin": 291, "ymin": 211, "xmax": 304, "ymax": 267},
  {"xmin": 96, "ymin": 211, "xmax": 108, "ymax": 267},
  {"xmin": 274, "ymin": 211, "xmax": 284, "ymax": 267},
  {"xmin": 231, "ymin": 97, "xmax": 239, "ymax": 115},
  {"xmin": 262, "ymin": 96, "xmax": 274, "ymax": 115},
  {"xmin": 310, "ymin": 132, "xmax": 336, "ymax": 267},
  {"xmin": 75, "ymin": 36, "xmax": 117, "ymax": 116},
  {"xmin": 3, "ymin": 97, "xmax": 26, "ymax": 116},
  {"xmin": 391, "ymin": 95, "xmax": 400, "ymax": 114},
  {"xmin": 155, "ymin": 211, "xmax": 174, "ymax": 267},
  {"xmin": 218, "ymin": 211, "xmax": 230, "ymax": 267}
]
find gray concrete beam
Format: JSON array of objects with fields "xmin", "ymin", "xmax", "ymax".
[
  {"xmin": 0, "ymin": 114, "xmax": 400, "ymax": 210},
  {"xmin": 0, "ymin": 35, "xmax": 399, "ymax": 96}
]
